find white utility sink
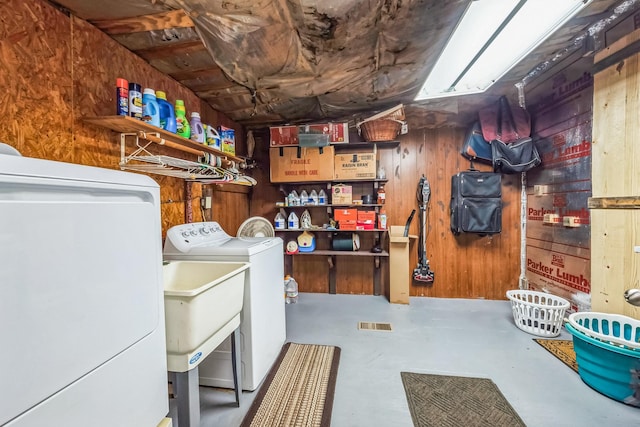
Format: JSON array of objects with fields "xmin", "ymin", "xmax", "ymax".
[{"xmin": 163, "ymin": 260, "xmax": 249, "ymax": 372}]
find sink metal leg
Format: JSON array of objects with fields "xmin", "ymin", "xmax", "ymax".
[
  {"xmin": 173, "ymin": 367, "xmax": 200, "ymax": 427},
  {"xmin": 231, "ymin": 326, "xmax": 242, "ymax": 407}
]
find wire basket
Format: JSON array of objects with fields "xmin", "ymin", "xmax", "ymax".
[
  {"xmin": 568, "ymin": 312, "xmax": 640, "ymax": 350},
  {"xmin": 506, "ymin": 290, "xmax": 569, "ymax": 337},
  {"xmin": 359, "ymin": 119, "xmax": 402, "ymax": 142}
]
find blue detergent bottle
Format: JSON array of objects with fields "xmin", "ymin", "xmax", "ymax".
[
  {"xmin": 155, "ymin": 91, "xmax": 176, "ymax": 133},
  {"xmin": 142, "ymin": 88, "xmax": 160, "ymax": 127}
]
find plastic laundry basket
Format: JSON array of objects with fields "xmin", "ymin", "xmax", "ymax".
[
  {"xmin": 566, "ymin": 322, "xmax": 640, "ymax": 406},
  {"xmin": 568, "ymin": 312, "xmax": 640, "ymax": 350},
  {"xmin": 506, "ymin": 290, "xmax": 569, "ymax": 337}
]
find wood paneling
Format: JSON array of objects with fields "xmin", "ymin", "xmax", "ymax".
[
  {"xmin": 0, "ymin": 0, "xmax": 246, "ymax": 239},
  {"xmin": 591, "ymin": 46, "xmax": 640, "ymax": 318},
  {"xmin": 591, "ymin": 210, "xmax": 640, "ymax": 318},
  {"xmin": 250, "ymin": 128, "xmax": 521, "ymax": 299}
]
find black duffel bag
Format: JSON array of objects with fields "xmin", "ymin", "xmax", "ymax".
[{"xmin": 491, "ymin": 137, "xmax": 541, "ymax": 174}]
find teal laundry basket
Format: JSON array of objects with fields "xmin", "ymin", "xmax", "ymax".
[{"xmin": 566, "ymin": 312, "xmax": 640, "ymax": 407}]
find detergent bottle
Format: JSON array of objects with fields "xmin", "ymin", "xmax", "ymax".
[
  {"xmin": 190, "ymin": 112, "xmax": 205, "ymax": 143},
  {"xmin": 175, "ymin": 100, "xmax": 190, "ymax": 139},
  {"xmin": 156, "ymin": 91, "xmax": 176, "ymax": 133},
  {"xmin": 141, "ymin": 88, "xmax": 160, "ymax": 127}
]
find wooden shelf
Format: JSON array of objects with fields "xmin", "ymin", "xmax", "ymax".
[
  {"xmin": 333, "ymin": 140, "xmax": 399, "ymax": 149},
  {"xmin": 276, "ymin": 204, "xmax": 383, "ymax": 208},
  {"xmin": 85, "ymin": 115, "xmax": 243, "ymax": 162},
  {"xmin": 588, "ymin": 196, "xmax": 640, "ymax": 209},
  {"xmin": 276, "ymin": 228, "xmax": 387, "ymax": 233},
  {"xmin": 276, "ymin": 178, "xmax": 387, "ymax": 185},
  {"xmin": 287, "ymin": 250, "xmax": 389, "ymax": 257}
]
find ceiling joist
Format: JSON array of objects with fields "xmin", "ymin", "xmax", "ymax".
[
  {"xmin": 92, "ymin": 9, "xmax": 194, "ymax": 35},
  {"xmin": 136, "ymin": 39, "xmax": 205, "ymax": 61}
]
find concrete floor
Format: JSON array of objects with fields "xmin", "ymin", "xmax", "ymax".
[{"xmin": 171, "ymin": 293, "xmax": 640, "ymax": 426}]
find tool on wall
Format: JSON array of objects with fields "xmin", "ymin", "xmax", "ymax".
[{"xmin": 413, "ymin": 175, "xmax": 435, "ymax": 284}]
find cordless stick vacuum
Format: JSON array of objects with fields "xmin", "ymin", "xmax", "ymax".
[{"xmin": 413, "ymin": 175, "xmax": 435, "ymax": 284}]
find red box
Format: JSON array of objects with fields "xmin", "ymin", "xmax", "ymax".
[
  {"xmin": 339, "ymin": 220, "xmax": 357, "ymax": 230},
  {"xmin": 357, "ymin": 210, "xmax": 376, "ymax": 222},
  {"xmin": 269, "ymin": 126, "xmax": 298, "ymax": 146},
  {"xmin": 334, "ymin": 209, "xmax": 357, "ymax": 222},
  {"xmin": 356, "ymin": 220, "xmax": 375, "ymax": 230},
  {"xmin": 270, "ymin": 123, "xmax": 349, "ymax": 146}
]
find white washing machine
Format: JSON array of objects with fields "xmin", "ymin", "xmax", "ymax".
[{"xmin": 163, "ymin": 222, "xmax": 285, "ymax": 391}]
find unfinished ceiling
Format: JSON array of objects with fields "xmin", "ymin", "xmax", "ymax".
[{"xmin": 52, "ymin": 0, "xmax": 633, "ymax": 128}]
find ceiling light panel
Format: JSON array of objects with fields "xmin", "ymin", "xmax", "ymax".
[{"xmin": 415, "ymin": 0, "xmax": 592, "ymax": 101}]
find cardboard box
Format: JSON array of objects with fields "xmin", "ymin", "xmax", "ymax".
[
  {"xmin": 356, "ymin": 220, "xmax": 374, "ymax": 230},
  {"xmin": 269, "ymin": 146, "xmax": 335, "ymax": 183},
  {"xmin": 338, "ymin": 220, "xmax": 357, "ymax": 230},
  {"xmin": 357, "ymin": 210, "xmax": 376, "ymax": 222},
  {"xmin": 334, "ymin": 152, "xmax": 377, "ymax": 180},
  {"xmin": 218, "ymin": 126, "xmax": 235, "ymax": 156},
  {"xmin": 331, "ymin": 184, "xmax": 352, "ymax": 204},
  {"xmin": 270, "ymin": 123, "xmax": 349, "ymax": 146},
  {"xmin": 334, "ymin": 209, "xmax": 357, "ymax": 222},
  {"xmin": 389, "ymin": 225, "xmax": 417, "ymax": 304}
]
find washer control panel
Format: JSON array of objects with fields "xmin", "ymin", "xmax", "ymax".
[{"xmin": 165, "ymin": 221, "xmax": 231, "ymax": 253}]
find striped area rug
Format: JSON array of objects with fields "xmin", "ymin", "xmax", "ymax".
[
  {"xmin": 241, "ymin": 343, "xmax": 341, "ymax": 427},
  {"xmin": 401, "ymin": 373, "xmax": 526, "ymax": 427}
]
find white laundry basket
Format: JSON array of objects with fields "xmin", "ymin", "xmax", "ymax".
[{"xmin": 506, "ymin": 290, "xmax": 570, "ymax": 337}]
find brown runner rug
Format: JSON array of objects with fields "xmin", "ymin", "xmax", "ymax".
[
  {"xmin": 533, "ymin": 339, "xmax": 578, "ymax": 373},
  {"xmin": 241, "ymin": 342, "xmax": 341, "ymax": 427},
  {"xmin": 401, "ymin": 372, "xmax": 526, "ymax": 427}
]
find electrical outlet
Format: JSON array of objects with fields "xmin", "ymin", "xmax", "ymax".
[
  {"xmin": 543, "ymin": 213, "xmax": 560, "ymax": 224},
  {"xmin": 562, "ymin": 216, "xmax": 580, "ymax": 227},
  {"xmin": 201, "ymin": 196, "xmax": 212, "ymax": 209},
  {"xmin": 533, "ymin": 185, "xmax": 547, "ymax": 196}
]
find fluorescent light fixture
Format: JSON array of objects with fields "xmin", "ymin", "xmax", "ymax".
[{"xmin": 415, "ymin": 0, "xmax": 592, "ymax": 100}]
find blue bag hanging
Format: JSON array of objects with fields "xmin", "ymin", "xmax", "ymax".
[{"xmin": 461, "ymin": 121, "xmax": 492, "ymax": 164}]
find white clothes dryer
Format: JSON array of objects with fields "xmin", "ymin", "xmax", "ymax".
[
  {"xmin": 163, "ymin": 222, "xmax": 285, "ymax": 391},
  {"xmin": 0, "ymin": 153, "xmax": 168, "ymax": 427}
]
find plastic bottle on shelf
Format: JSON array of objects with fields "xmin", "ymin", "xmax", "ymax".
[
  {"xmin": 318, "ymin": 189, "xmax": 327, "ymax": 205},
  {"xmin": 284, "ymin": 275, "xmax": 299, "ymax": 304},
  {"xmin": 156, "ymin": 91, "xmax": 176, "ymax": 133},
  {"xmin": 288, "ymin": 190, "xmax": 300, "ymax": 206},
  {"xmin": 175, "ymin": 100, "xmax": 190, "ymax": 139},
  {"xmin": 310, "ymin": 189, "xmax": 319, "ymax": 205},
  {"xmin": 288, "ymin": 211, "xmax": 299, "ymax": 229},
  {"xmin": 205, "ymin": 125, "xmax": 222, "ymax": 150},
  {"xmin": 141, "ymin": 88, "xmax": 160, "ymax": 127},
  {"xmin": 190, "ymin": 112, "xmax": 205, "ymax": 143},
  {"xmin": 275, "ymin": 210, "xmax": 286, "ymax": 230},
  {"xmin": 300, "ymin": 190, "xmax": 309, "ymax": 206},
  {"xmin": 378, "ymin": 207, "xmax": 388, "ymax": 230},
  {"xmin": 115, "ymin": 78, "xmax": 128, "ymax": 116},
  {"xmin": 128, "ymin": 82, "xmax": 142, "ymax": 120},
  {"xmin": 377, "ymin": 184, "xmax": 386, "ymax": 205}
]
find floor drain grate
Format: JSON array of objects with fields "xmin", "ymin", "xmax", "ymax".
[{"xmin": 358, "ymin": 321, "xmax": 393, "ymax": 331}]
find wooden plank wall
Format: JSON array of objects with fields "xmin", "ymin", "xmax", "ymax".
[
  {"xmin": 0, "ymin": 0, "xmax": 248, "ymax": 237},
  {"xmin": 249, "ymin": 128, "xmax": 521, "ymax": 300},
  {"xmin": 591, "ymin": 32, "xmax": 640, "ymax": 319}
]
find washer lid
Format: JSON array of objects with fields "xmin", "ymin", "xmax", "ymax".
[{"xmin": 164, "ymin": 222, "xmax": 282, "ymax": 257}]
